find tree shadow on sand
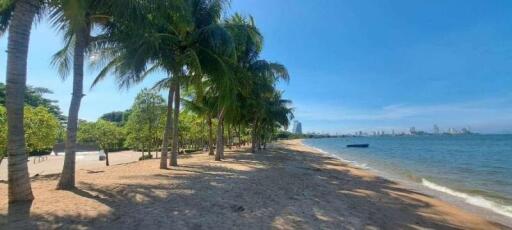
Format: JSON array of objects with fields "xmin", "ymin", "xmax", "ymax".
[{"xmin": 0, "ymin": 145, "xmax": 507, "ymax": 229}]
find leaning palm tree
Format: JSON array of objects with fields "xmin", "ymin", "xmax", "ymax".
[
  {"xmin": 0, "ymin": 0, "xmax": 46, "ymax": 203},
  {"xmin": 246, "ymin": 60, "xmax": 289, "ymax": 153},
  {"xmin": 50, "ymin": 0, "xmax": 148, "ymax": 189},
  {"xmin": 204, "ymin": 14, "xmax": 264, "ymax": 161},
  {"xmin": 50, "ymin": 0, "xmax": 93, "ymax": 190}
]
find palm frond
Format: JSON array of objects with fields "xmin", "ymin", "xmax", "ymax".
[
  {"xmin": 0, "ymin": 0, "xmax": 15, "ymax": 37},
  {"xmin": 50, "ymin": 33, "xmax": 76, "ymax": 80}
]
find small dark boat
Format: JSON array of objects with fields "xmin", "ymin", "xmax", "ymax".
[{"xmin": 346, "ymin": 144, "xmax": 369, "ymax": 148}]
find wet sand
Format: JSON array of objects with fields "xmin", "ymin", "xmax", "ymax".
[{"xmin": 0, "ymin": 140, "xmax": 508, "ymax": 229}]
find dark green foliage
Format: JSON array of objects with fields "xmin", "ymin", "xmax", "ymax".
[
  {"xmin": 124, "ymin": 89, "xmax": 166, "ymax": 153},
  {"xmin": 100, "ymin": 110, "xmax": 131, "ymax": 125},
  {"xmin": 274, "ymin": 130, "xmax": 306, "ymax": 140},
  {"xmin": 0, "ymin": 83, "xmax": 65, "ymax": 121}
]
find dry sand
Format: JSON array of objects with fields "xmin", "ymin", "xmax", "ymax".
[
  {"xmin": 0, "ymin": 140, "xmax": 509, "ymax": 229},
  {"xmin": 0, "ymin": 151, "xmax": 143, "ymax": 181}
]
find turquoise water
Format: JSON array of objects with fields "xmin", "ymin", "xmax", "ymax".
[{"xmin": 303, "ymin": 135, "xmax": 512, "ymax": 218}]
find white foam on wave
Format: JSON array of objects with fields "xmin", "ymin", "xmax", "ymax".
[
  {"xmin": 303, "ymin": 143, "xmax": 370, "ymax": 170},
  {"xmin": 422, "ymin": 178, "xmax": 512, "ymax": 218},
  {"xmin": 303, "ymin": 141, "xmax": 512, "ymax": 220}
]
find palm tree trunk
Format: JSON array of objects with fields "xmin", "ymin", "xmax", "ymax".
[
  {"xmin": 227, "ymin": 124, "xmax": 231, "ymax": 149},
  {"xmin": 207, "ymin": 116, "xmax": 214, "ymax": 156},
  {"xmin": 5, "ymin": 0, "xmax": 38, "ymax": 203},
  {"xmin": 220, "ymin": 122, "xmax": 225, "ymax": 159},
  {"xmin": 215, "ymin": 108, "xmax": 225, "ymax": 161},
  {"xmin": 257, "ymin": 135, "xmax": 262, "ymax": 150},
  {"xmin": 238, "ymin": 123, "xmax": 242, "ymax": 148},
  {"xmin": 251, "ymin": 122, "xmax": 258, "ymax": 153},
  {"xmin": 170, "ymin": 81, "xmax": 180, "ymax": 166},
  {"xmin": 160, "ymin": 85, "xmax": 174, "ymax": 169},
  {"xmin": 57, "ymin": 28, "xmax": 88, "ymax": 190}
]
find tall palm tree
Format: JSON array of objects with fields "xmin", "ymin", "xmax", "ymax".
[
  {"xmin": 92, "ymin": 0, "xmax": 234, "ymax": 167},
  {"xmin": 246, "ymin": 60, "xmax": 289, "ymax": 152},
  {"xmin": 0, "ymin": 0, "xmax": 45, "ymax": 203},
  {"xmin": 204, "ymin": 14, "xmax": 264, "ymax": 161},
  {"xmin": 90, "ymin": 5, "xmax": 183, "ymax": 168},
  {"xmin": 168, "ymin": 0, "xmax": 235, "ymax": 166},
  {"xmin": 51, "ymin": 3, "xmax": 91, "ymax": 189},
  {"xmin": 50, "ymin": 0, "xmax": 146, "ymax": 189},
  {"xmin": 216, "ymin": 14, "xmax": 290, "ymax": 157}
]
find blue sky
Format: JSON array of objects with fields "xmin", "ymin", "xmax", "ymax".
[{"xmin": 1, "ymin": 0, "xmax": 512, "ymax": 134}]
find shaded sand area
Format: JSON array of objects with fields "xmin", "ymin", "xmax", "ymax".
[{"xmin": 0, "ymin": 140, "xmax": 509, "ymax": 229}]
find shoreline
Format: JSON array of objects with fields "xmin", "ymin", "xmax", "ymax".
[
  {"xmin": 1, "ymin": 140, "xmax": 509, "ymax": 229},
  {"xmin": 296, "ymin": 138, "xmax": 512, "ymax": 228}
]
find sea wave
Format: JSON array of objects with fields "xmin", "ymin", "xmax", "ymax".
[{"xmin": 422, "ymin": 178, "xmax": 512, "ymax": 218}]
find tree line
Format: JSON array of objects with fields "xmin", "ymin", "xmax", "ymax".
[{"xmin": 1, "ymin": 0, "xmax": 293, "ymax": 204}]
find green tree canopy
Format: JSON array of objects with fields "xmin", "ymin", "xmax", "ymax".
[
  {"xmin": 0, "ymin": 83, "xmax": 65, "ymax": 121},
  {"xmin": 24, "ymin": 106, "xmax": 61, "ymax": 153},
  {"xmin": 100, "ymin": 110, "xmax": 131, "ymax": 125},
  {"xmin": 78, "ymin": 120, "xmax": 124, "ymax": 152},
  {"xmin": 0, "ymin": 105, "xmax": 60, "ymax": 158},
  {"xmin": 124, "ymin": 89, "xmax": 166, "ymax": 153}
]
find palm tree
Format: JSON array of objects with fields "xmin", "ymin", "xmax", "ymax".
[
  {"xmin": 201, "ymin": 14, "xmax": 264, "ymax": 161},
  {"xmin": 90, "ymin": 4, "xmax": 182, "ymax": 168},
  {"xmin": 50, "ymin": 2, "xmax": 91, "ymax": 190},
  {"xmin": 246, "ymin": 60, "xmax": 289, "ymax": 152},
  {"xmin": 214, "ymin": 14, "xmax": 289, "ymax": 157},
  {"xmin": 256, "ymin": 91, "xmax": 294, "ymax": 148},
  {"xmin": 92, "ymin": 0, "xmax": 234, "ymax": 167},
  {"xmin": 51, "ymin": 0, "xmax": 147, "ymax": 189},
  {"xmin": 167, "ymin": 0, "xmax": 235, "ymax": 165},
  {"xmin": 0, "ymin": 0, "xmax": 46, "ymax": 203}
]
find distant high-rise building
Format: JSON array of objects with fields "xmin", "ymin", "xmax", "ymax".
[
  {"xmin": 433, "ymin": 124, "xmax": 440, "ymax": 135},
  {"xmin": 292, "ymin": 121, "xmax": 302, "ymax": 134},
  {"xmin": 410, "ymin": 126, "xmax": 417, "ymax": 135},
  {"xmin": 448, "ymin": 128, "xmax": 458, "ymax": 134},
  {"xmin": 461, "ymin": 127, "xmax": 471, "ymax": 134}
]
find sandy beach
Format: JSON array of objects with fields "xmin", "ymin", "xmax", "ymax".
[
  {"xmin": 0, "ymin": 151, "xmax": 143, "ymax": 181},
  {"xmin": 0, "ymin": 140, "xmax": 508, "ymax": 229}
]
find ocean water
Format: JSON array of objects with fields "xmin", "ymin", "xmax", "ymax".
[{"xmin": 303, "ymin": 135, "xmax": 512, "ymax": 218}]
